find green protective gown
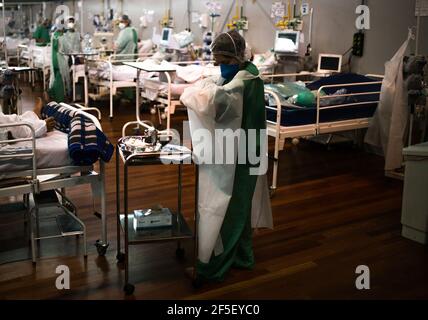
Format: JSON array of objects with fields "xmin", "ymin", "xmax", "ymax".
[
  {"xmin": 115, "ymin": 26, "xmax": 138, "ymax": 57},
  {"xmin": 196, "ymin": 62, "xmax": 267, "ymax": 282},
  {"xmin": 32, "ymin": 25, "xmax": 50, "ymax": 47},
  {"xmin": 48, "ymin": 31, "xmax": 66, "ymax": 102},
  {"xmin": 115, "ymin": 26, "xmax": 138, "ymax": 100}
]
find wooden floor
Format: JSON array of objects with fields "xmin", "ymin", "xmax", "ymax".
[{"xmin": 0, "ymin": 85, "xmax": 427, "ymax": 300}]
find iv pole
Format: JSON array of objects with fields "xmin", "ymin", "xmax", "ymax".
[{"xmin": 2, "ymin": 0, "xmax": 7, "ymax": 65}]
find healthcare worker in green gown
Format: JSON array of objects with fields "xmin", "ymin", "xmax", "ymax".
[
  {"xmin": 32, "ymin": 19, "xmax": 51, "ymax": 47},
  {"xmin": 180, "ymin": 30, "xmax": 272, "ymax": 286},
  {"xmin": 48, "ymin": 24, "xmax": 67, "ymax": 102},
  {"xmin": 114, "ymin": 15, "xmax": 138, "ymax": 57}
]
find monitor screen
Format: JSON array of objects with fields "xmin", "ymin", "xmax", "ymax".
[
  {"xmin": 278, "ymin": 33, "xmax": 297, "ymax": 44},
  {"xmin": 320, "ymin": 56, "xmax": 341, "ymax": 71},
  {"xmin": 162, "ymin": 29, "xmax": 170, "ymax": 41}
]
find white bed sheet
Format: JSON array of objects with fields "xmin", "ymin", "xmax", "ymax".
[{"xmin": 0, "ymin": 130, "xmax": 71, "ymax": 177}]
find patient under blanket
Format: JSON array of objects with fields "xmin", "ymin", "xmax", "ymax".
[{"xmin": 42, "ymin": 102, "xmax": 114, "ymax": 166}]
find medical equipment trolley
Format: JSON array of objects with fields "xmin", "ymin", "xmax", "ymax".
[{"xmin": 115, "ymin": 141, "xmax": 198, "ymax": 295}]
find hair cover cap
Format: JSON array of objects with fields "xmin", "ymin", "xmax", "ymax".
[{"xmin": 211, "ymin": 30, "xmax": 246, "ymax": 63}]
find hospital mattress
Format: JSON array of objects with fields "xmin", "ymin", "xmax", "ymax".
[
  {"xmin": 0, "ymin": 130, "xmax": 72, "ymax": 177},
  {"xmin": 266, "ymin": 103, "xmax": 378, "ymax": 127},
  {"xmin": 266, "ymin": 73, "xmax": 381, "ymax": 127}
]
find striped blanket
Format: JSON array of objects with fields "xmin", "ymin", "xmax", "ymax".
[{"xmin": 42, "ymin": 102, "xmax": 113, "ymax": 166}]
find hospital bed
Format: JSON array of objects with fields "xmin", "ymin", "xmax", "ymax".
[
  {"xmin": 86, "ymin": 53, "xmax": 153, "ymax": 119},
  {"xmin": 263, "ymin": 72, "xmax": 384, "ymax": 194},
  {"xmin": 1, "ymin": 37, "xmax": 30, "ymax": 64},
  {"xmin": 136, "ymin": 60, "xmax": 219, "ymax": 126},
  {"xmin": 0, "ymin": 103, "xmax": 109, "ymax": 259},
  {"xmin": 17, "ymin": 44, "xmax": 51, "ymax": 91}
]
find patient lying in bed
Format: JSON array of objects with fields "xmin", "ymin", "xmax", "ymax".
[{"xmin": 0, "ymin": 98, "xmax": 55, "ymax": 139}]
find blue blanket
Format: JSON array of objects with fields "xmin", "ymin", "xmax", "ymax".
[{"xmin": 42, "ymin": 102, "xmax": 113, "ymax": 165}]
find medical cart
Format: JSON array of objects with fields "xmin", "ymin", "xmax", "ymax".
[{"xmin": 115, "ymin": 143, "xmax": 198, "ymax": 295}]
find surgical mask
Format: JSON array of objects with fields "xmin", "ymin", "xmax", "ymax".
[
  {"xmin": 67, "ymin": 22, "xmax": 75, "ymax": 29},
  {"xmin": 119, "ymin": 23, "xmax": 126, "ymax": 30},
  {"xmin": 220, "ymin": 64, "xmax": 240, "ymax": 80}
]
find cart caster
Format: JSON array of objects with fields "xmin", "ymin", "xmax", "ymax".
[
  {"xmin": 95, "ymin": 240, "xmax": 109, "ymax": 256},
  {"xmin": 124, "ymin": 283, "xmax": 135, "ymax": 295},
  {"xmin": 292, "ymin": 138, "xmax": 300, "ymax": 146},
  {"xmin": 150, "ymin": 108, "xmax": 156, "ymax": 115},
  {"xmin": 161, "ymin": 113, "xmax": 167, "ymax": 120},
  {"xmin": 109, "ymin": 116, "xmax": 113, "ymax": 121},
  {"xmin": 116, "ymin": 252, "xmax": 125, "ymax": 263},
  {"xmin": 175, "ymin": 248, "xmax": 185, "ymax": 259}
]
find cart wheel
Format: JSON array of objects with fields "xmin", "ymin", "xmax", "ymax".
[
  {"xmin": 161, "ymin": 113, "xmax": 167, "ymax": 120},
  {"xmin": 109, "ymin": 116, "xmax": 113, "ymax": 121},
  {"xmin": 95, "ymin": 240, "xmax": 109, "ymax": 256},
  {"xmin": 124, "ymin": 283, "xmax": 135, "ymax": 295},
  {"xmin": 116, "ymin": 252, "xmax": 125, "ymax": 263},
  {"xmin": 175, "ymin": 247, "xmax": 185, "ymax": 259},
  {"xmin": 150, "ymin": 108, "xmax": 156, "ymax": 115},
  {"xmin": 269, "ymin": 187, "xmax": 276, "ymax": 198}
]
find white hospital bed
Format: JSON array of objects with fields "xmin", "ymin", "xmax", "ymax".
[
  {"xmin": 17, "ymin": 44, "xmax": 51, "ymax": 91},
  {"xmin": 1, "ymin": 37, "xmax": 30, "ymax": 64},
  {"xmin": 136, "ymin": 60, "xmax": 218, "ymax": 126},
  {"xmin": 0, "ymin": 103, "xmax": 109, "ymax": 257},
  {"xmin": 263, "ymin": 73, "xmax": 384, "ymax": 194},
  {"xmin": 86, "ymin": 53, "xmax": 153, "ymax": 119}
]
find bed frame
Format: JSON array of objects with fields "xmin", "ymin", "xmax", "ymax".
[
  {"xmin": 263, "ymin": 73, "xmax": 384, "ymax": 194},
  {"xmin": 17, "ymin": 44, "xmax": 51, "ymax": 92},
  {"xmin": 137, "ymin": 60, "xmax": 214, "ymax": 127},
  {"xmin": 0, "ymin": 103, "xmax": 109, "ymax": 256},
  {"xmin": 86, "ymin": 53, "xmax": 153, "ymax": 119}
]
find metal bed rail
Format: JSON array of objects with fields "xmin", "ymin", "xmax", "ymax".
[
  {"xmin": 138, "ymin": 59, "xmax": 216, "ymax": 126},
  {"xmin": 30, "ymin": 46, "xmax": 51, "ymax": 91},
  {"xmin": 0, "ymin": 122, "xmax": 38, "ymax": 192},
  {"xmin": 85, "ymin": 53, "xmax": 154, "ymax": 119},
  {"xmin": 315, "ymin": 81, "xmax": 382, "ymax": 132}
]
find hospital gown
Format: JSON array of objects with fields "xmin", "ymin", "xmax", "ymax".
[{"xmin": 0, "ymin": 111, "xmax": 47, "ymax": 139}]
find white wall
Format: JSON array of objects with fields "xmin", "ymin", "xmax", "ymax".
[{"xmin": 13, "ymin": 0, "xmax": 426, "ymax": 74}]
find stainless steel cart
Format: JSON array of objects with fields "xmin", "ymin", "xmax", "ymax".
[{"xmin": 115, "ymin": 143, "xmax": 198, "ymax": 295}]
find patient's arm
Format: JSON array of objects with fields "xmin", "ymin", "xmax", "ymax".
[
  {"xmin": 0, "ymin": 111, "xmax": 48, "ymax": 139},
  {"xmin": 0, "ymin": 97, "xmax": 56, "ymax": 139}
]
